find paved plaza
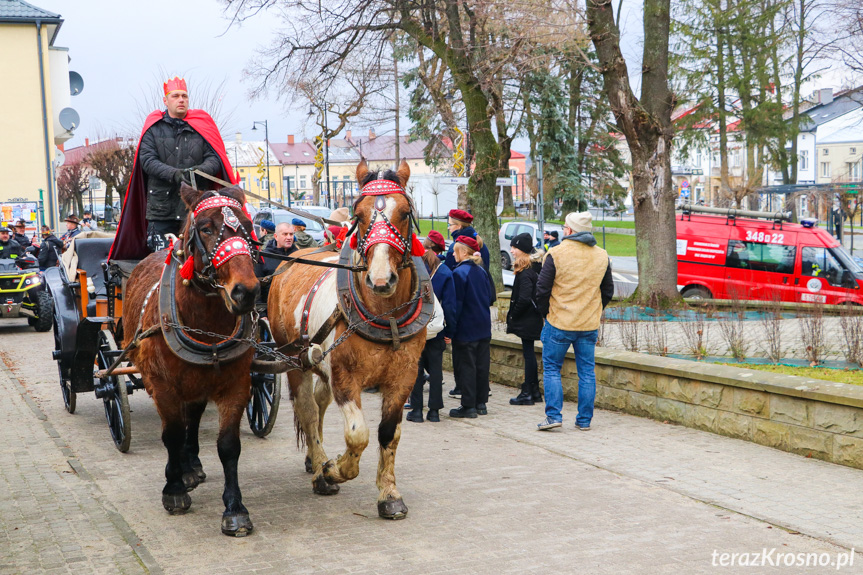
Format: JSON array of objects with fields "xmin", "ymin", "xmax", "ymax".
[{"xmin": 1, "ymin": 318, "xmax": 862, "ymax": 574}]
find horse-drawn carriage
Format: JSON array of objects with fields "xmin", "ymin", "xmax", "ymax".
[{"xmin": 45, "ymin": 234, "xmax": 284, "ymax": 452}]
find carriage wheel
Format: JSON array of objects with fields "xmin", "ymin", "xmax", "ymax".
[
  {"xmin": 96, "ymin": 329, "xmax": 132, "ymax": 453},
  {"xmin": 54, "ymin": 314, "xmax": 76, "ymax": 413},
  {"xmin": 246, "ymin": 318, "xmax": 282, "ymax": 437}
]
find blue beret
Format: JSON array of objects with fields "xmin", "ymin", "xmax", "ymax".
[
  {"xmin": 260, "ymin": 219, "xmax": 275, "ymax": 232},
  {"xmin": 291, "ymin": 218, "xmax": 306, "ymax": 227}
]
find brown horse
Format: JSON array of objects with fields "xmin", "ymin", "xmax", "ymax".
[
  {"xmin": 267, "ymin": 159, "xmax": 428, "ymax": 519},
  {"xmin": 122, "ymin": 184, "xmax": 260, "ymax": 536}
]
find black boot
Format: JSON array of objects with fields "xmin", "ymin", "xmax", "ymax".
[
  {"xmin": 530, "ymin": 381, "xmax": 542, "ymax": 403},
  {"xmin": 426, "ymin": 409, "xmax": 440, "ymax": 422},
  {"xmin": 406, "ymin": 408, "xmax": 424, "ymax": 423},
  {"xmin": 510, "ymin": 391, "xmax": 535, "ymax": 405}
]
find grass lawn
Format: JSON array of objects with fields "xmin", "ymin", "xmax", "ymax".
[{"xmin": 721, "ymin": 363, "xmax": 863, "ymax": 386}]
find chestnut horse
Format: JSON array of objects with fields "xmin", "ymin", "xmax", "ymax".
[
  {"xmin": 122, "ymin": 184, "xmax": 260, "ymax": 536},
  {"xmin": 268, "ymin": 160, "xmax": 427, "ymax": 519}
]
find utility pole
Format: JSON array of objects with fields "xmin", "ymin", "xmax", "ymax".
[
  {"xmin": 392, "ymin": 35, "xmax": 401, "ymax": 169},
  {"xmin": 537, "ymin": 154, "xmax": 545, "ymax": 239}
]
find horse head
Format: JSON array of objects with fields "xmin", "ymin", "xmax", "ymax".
[
  {"xmin": 353, "ymin": 159, "xmax": 414, "ymax": 298},
  {"xmin": 180, "ymin": 184, "xmax": 260, "ymax": 314}
]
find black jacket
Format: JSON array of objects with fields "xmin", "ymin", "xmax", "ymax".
[
  {"xmin": 36, "ymin": 234, "xmax": 63, "ymax": 269},
  {"xmin": 138, "ymin": 112, "xmax": 222, "ymax": 221},
  {"xmin": 0, "ymin": 238, "xmax": 23, "ymax": 260},
  {"xmin": 255, "ymin": 239, "xmax": 298, "ymax": 301},
  {"xmin": 506, "ymin": 261, "xmax": 543, "ymax": 341},
  {"xmin": 535, "ymin": 233, "xmax": 615, "ymax": 317},
  {"xmin": 13, "ymin": 232, "xmax": 31, "ymax": 249}
]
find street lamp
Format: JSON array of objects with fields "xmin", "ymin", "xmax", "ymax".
[
  {"xmin": 309, "ymin": 105, "xmax": 332, "ymax": 209},
  {"xmin": 251, "ymin": 120, "xmax": 271, "ymax": 204}
]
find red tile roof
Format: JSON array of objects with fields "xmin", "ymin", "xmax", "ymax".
[
  {"xmin": 269, "ymin": 141, "xmax": 317, "ymax": 165},
  {"xmin": 63, "ymin": 139, "xmax": 122, "ymax": 166},
  {"xmin": 346, "ymin": 135, "xmax": 427, "ymax": 161}
]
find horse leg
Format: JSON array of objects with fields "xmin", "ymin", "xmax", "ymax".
[
  {"xmin": 307, "ymin": 375, "xmax": 333, "ymax": 473},
  {"xmin": 215, "ymin": 399, "xmax": 253, "ymax": 537},
  {"xmin": 376, "ymin": 386, "xmax": 410, "ymax": 520},
  {"xmin": 181, "ymin": 400, "xmax": 208, "ymax": 492},
  {"xmin": 321, "ymin": 385, "xmax": 369, "ymax": 485},
  {"xmin": 153, "ymin": 388, "xmax": 192, "ymax": 514},
  {"xmin": 290, "ymin": 370, "xmax": 338, "ymax": 495}
]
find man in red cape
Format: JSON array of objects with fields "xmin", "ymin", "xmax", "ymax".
[{"xmin": 109, "ymin": 77, "xmax": 240, "ymax": 261}]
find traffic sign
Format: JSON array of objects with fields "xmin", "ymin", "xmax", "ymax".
[
  {"xmin": 496, "ymin": 178, "xmax": 512, "ymax": 186},
  {"xmin": 681, "ymin": 180, "xmax": 690, "ymax": 189},
  {"xmin": 441, "ymin": 177, "xmax": 469, "ymax": 185}
]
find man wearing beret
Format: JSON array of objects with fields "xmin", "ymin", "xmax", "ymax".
[
  {"xmin": 259, "ymin": 219, "xmax": 276, "ymax": 246},
  {"xmin": 443, "ymin": 209, "xmax": 490, "ymax": 272},
  {"xmin": 291, "ymin": 218, "xmax": 320, "ymax": 249},
  {"xmin": 535, "ymin": 211, "xmax": 614, "ymax": 431}
]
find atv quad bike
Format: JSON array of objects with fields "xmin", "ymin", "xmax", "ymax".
[{"xmin": 0, "ymin": 255, "xmax": 53, "ymax": 331}]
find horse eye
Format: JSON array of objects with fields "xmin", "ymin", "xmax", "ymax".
[{"xmin": 201, "ymin": 227, "xmax": 213, "ymax": 236}]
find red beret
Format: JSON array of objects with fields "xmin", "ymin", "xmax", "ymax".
[
  {"xmin": 426, "ymin": 230, "xmax": 446, "ymax": 251},
  {"xmin": 456, "ymin": 235, "xmax": 480, "ymax": 252},
  {"xmin": 448, "ymin": 209, "xmax": 473, "ymax": 224}
]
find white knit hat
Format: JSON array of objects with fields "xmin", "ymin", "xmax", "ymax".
[{"xmin": 565, "ymin": 211, "xmax": 592, "ymax": 233}]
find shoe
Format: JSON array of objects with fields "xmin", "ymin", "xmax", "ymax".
[
  {"xmin": 531, "ymin": 393, "xmax": 543, "ymax": 403},
  {"xmin": 406, "ymin": 409, "xmax": 423, "ymax": 423},
  {"xmin": 426, "ymin": 409, "xmax": 440, "ymax": 422},
  {"xmin": 488, "ymin": 389, "xmax": 492, "ymax": 397},
  {"xmin": 476, "ymin": 404, "xmax": 487, "ymax": 415},
  {"xmin": 404, "ymin": 401, "xmax": 412, "ymax": 409},
  {"xmin": 537, "ymin": 417, "xmax": 562, "ymax": 431},
  {"xmin": 449, "ymin": 406, "xmax": 477, "ymax": 419},
  {"xmin": 576, "ymin": 423, "xmax": 591, "ymax": 431},
  {"xmin": 448, "ymin": 388, "xmax": 462, "ymax": 399},
  {"xmin": 510, "ymin": 391, "xmax": 535, "ymax": 406}
]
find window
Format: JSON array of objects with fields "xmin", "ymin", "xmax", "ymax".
[
  {"xmin": 299, "ymin": 175, "xmax": 307, "ymax": 189},
  {"xmin": 821, "ymin": 162, "xmax": 831, "ymax": 178},
  {"xmin": 802, "ymin": 247, "xmax": 844, "ymax": 286},
  {"xmin": 731, "ymin": 151, "xmax": 740, "ymax": 167},
  {"xmin": 343, "ymin": 175, "xmax": 351, "ymax": 181},
  {"xmin": 503, "ymin": 223, "xmax": 519, "ymax": 240},
  {"xmin": 852, "ymin": 147, "xmax": 857, "ymax": 155},
  {"xmin": 823, "ymin": 148, "xmax": 829, "ymax": 156},
  {"xmin": 851, "ymin": 161, "xmax": 861, "ymax": 180},
  {"xmin": 800, "ymin": 150, "xmax": 808, "ymax": 171},
  {"xmin": 695, "ymin": 152, "xmax": 702, "ymax": 168},
  {"xmin": 285, "ymin": 176, "xmax": 296, "ymax": 191},
  {"xmin": 726, "ymin": 240, "xmax": 796, "ymax": 274}
]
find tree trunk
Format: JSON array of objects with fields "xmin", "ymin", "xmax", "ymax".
[
  {"xmin": 587, "ymin": 0, "xmax": 679, "ymax": 304},
  {"xmin": 717, "ymin": 20, "xmax": 731, "ymax": 206}
]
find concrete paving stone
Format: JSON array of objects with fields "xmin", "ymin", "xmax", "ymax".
[{"xmin": 2, "ymin": 319, "xmax": 863, "ymax": 574}]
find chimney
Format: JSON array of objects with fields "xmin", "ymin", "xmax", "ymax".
[
  {"xmin": 85, "ymin": 138, "xmax": 89, "ymax": 147},
  {"xmin": 820, "ymin": 88, "xmax": 833, "ymax": 105},
  {"xmin": 288, "ymin": 134, "xmax": 295, "ymax": 145},
  {"xmin": 369, "ymin": 128, "xmax": 376, "ymax": 140},
  {"xmin": 346, "ymin": 129, "xmax": 352, "ymax": 140},
  {"xmin": 235, "ymin": 132, "xmax": 242, "ymax": 144}
]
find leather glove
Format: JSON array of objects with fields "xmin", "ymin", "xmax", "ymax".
[{"xmin": 172, "ymin": 169, "xmax": 184, "ymax": 185}]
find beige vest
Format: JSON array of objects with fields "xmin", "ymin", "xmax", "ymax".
[{"xmin": 545, "ymin": 239, "xmax": 609, "ymax": 332}]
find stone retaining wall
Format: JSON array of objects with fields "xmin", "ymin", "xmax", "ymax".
[{"xmin": 444, "ymin": 338, "xmax": 863, "ymax": 470}]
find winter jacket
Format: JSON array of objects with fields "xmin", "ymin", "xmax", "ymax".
[
  {"xmin": 535, "ymin": 232, "xmax": 614, "ymax": 332},
  {"xmin": 0, "ymin": 238, "xmax": 23, "ymax": 260},
  {"xmin": 255, "ymin": 238, "xmax": 298, "ymax": 302},
  {"xmin": 451, "ymin": 259, "xmax": 495, "ymax": 343},
  {"xmin": 13, "ymin": 232, "xmax": 31, "ymax": 249},
  {"xmin": 60, "ymin": 228, "xmax": 80, "ymax": 247},
  {"xmin": 444, "ymin": 226, "xmax": 490, "ymax": 272},
  {"xmin": 293, "ymin": 229, "xmax": 319, "ymax": 250},
  {"xmin": 428, "ymin": 262, "xmax": 457, "ymax": 341},
  {"xmin": 36, "ymin": 234, "xmax": 63, "ymax": 269},
  {"xmin": 506, "ymin": 260, "xmax": 543, "ymax": 341},
  {"xmin": 138, "ymin": 112, "xmax": 222, "ymax": 221}
]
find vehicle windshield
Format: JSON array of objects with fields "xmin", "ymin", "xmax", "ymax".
[
  {"xmin": 272, "ymin": 213, "xmax": 324, "ymax": 232},
  {"xmin": 831, "ymin": 245, "xmax": 863, "ymax": 273}
]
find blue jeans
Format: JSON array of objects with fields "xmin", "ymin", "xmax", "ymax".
[{"xmin": 541, "ymin": 323, "xmax": 598, "ymax": 427}]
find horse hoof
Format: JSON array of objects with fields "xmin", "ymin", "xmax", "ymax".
[
  {"xmin": 162, "ymin": 492, "xmax": 192, "ymax": 515},
  {"xmin": 378, "ymin": 496, "xmax": 408, "ymax": 520},
  {"xmin": 304, "ymin": 456, "xmax": 313, "ymax": 474},
  {"xmin": 182, "ymin": 471, "xmax": 201, "ymax": 492},
  {"xmin": 221, "ymin": 513, "xmax": 254, "ymax": 537},
  {"xmin": 193, "ymin": 466, "xmax": 207, "ymax": 482},
  {"xmin": 312, "ymin": 474, "xmax": 340, "ymax": 496}
]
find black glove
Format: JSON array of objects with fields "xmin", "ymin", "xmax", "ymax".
[{"xmin": 172, "ymin": 169, "xmax": 184, "ymax": 185}]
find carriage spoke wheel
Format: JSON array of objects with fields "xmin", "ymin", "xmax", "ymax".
[
  {"xmin": 54, "ymin": 314, "xmax": 75, "ymax": 413},
  {"xmin": 246, "ymin": 318, "xmax": 282, "ymax": 438},
  {"xmin": 95, "ymin": 329, "xmax": 131, "ymax": 452}
]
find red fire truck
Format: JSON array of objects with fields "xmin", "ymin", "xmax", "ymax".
[{"xmin": 677, "ymin": 205, "xmax": 863, "ymax": 304}]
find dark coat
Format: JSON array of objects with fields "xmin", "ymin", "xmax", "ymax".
[
  {"xmin": 36, "ymin": 234, "xmax": 63, "ymax": 269},
  {"xmin": 429, "ymin": 262, "xmax": 457, "ymax": 341},
  {"xmin": 451, "ymin": 260, "xmax": 495, "ymax": 343},
  {"xmin": 506, "ymin": 261, "xmax": 543, "ymax": 340},
  {"xmin": 255, "ymin": 239, "xmax": 298, "ymax": 302},
  {"xmin": 13, "ymin": 232, "xmax": 31, "ymax": 249},
  {"xmin": 138, "ymin": 112, "xmax": 222, "ymax": 221},
  {"xmin": 444, "ymin": 226, "xmax": 490, "ymax": 272},
  {"xmin": 0, "ymin": 238, "xmax": 23, "ymax": 260}
]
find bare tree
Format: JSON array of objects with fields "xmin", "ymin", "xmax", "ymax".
[
  {"xmin": 86, "ymin": 138, "xmax": 136, "ymax": 216},
  {"xmin": 56, "ymin": 162, "xmax": 89, "ymax": 219}
]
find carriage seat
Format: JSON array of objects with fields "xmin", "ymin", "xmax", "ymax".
[{"xmin": 73, "ymin": 238, "xmax": 114, "ymax": 297}]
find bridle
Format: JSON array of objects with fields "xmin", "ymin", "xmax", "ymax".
[
  {"xmin": 350, "ymin": 179, "xmax": 420, "ymax": 270},
  {"xmin": 178, "ymin": 194, "xmax": 256, "ymax": 292}
]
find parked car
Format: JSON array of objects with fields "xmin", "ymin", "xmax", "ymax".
[
  {"xmin": 498, "ymin": 221, "xmax": 563, "ymax": 270},
  {"xmin": 253, "ymin": 209, "xmax": 326, "ymax": 244},
  {"xmin": 678, "ymin": 208, "xmax": 863, "ymax": 304}
]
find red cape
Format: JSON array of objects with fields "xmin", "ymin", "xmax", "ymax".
[{"xmin": 109, "ymin": 110, "xmax": 240, "ymax": 261}]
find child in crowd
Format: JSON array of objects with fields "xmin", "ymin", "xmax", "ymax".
[
  {"xmin": 506, "ymin": 232, "xmax": 544, "ymax": 405},
  {"xmin": 449, "ymin": 235, "xmax": 496, "ymax": 418}
]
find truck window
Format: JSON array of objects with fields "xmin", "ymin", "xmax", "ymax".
[
  {"xmin": 726, "ymin": 240, "xmax": 796, "ymax": 274},
  {"xmin": 801, "ymin": 247, "xmax": 844, "ymax": 286}
]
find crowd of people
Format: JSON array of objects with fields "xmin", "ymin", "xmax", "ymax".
[
  {"xmin": 405, "ymin": 207, "xmax": 614, "ymax": 432},
  {"xmin": 0, "ymin": 210, "xmax": 101, "ymax": 271}
]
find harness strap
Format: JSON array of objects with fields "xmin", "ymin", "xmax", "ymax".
[{"xmin": 300, "ymin": 269, "xmax": 335, "ymax": 343}]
